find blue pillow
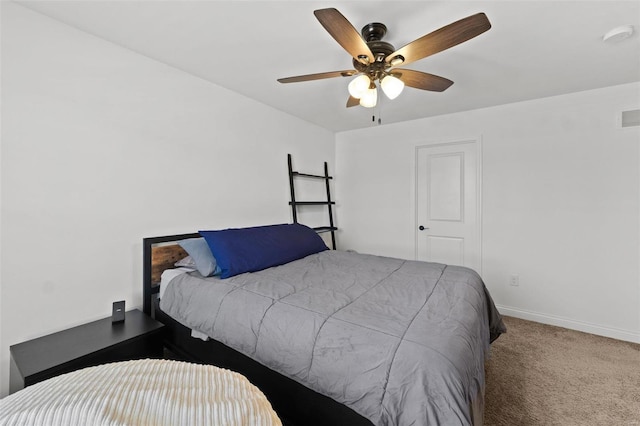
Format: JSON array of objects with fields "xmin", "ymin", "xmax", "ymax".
[
  {"xmin": 177, "ymin": 237, "xmax": 220, "ymax": 277},
  {"xmin": 199, "ymin": 223, "xmax": 328, "ymax": 279}
]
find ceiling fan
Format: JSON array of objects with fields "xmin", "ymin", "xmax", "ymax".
[{"xmin": 278, "ymin": 8, "xmax": 491, "ymax": 108}]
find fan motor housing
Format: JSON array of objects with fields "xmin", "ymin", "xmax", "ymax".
[
  {"xmin": 361, "ymin": 22, "xmax": 387, "ymax": 41},
  {"xmin": 354, "ymin": 22, "xmax": 396, "ymax": 69}
]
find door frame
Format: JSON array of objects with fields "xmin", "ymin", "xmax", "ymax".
[{"xmin": 414, "ymin": 137, "xmax": 483, "ymax": 274}]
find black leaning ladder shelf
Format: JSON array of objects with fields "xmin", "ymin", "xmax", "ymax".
[{"xmin": 287, "ymin": 154, "xmax": 337, "ymax": 249}]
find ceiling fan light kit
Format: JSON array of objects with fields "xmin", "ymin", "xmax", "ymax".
[
  {"xmin": 277, "ymin": 8, "xmax": 491, "ymax": 111},
  {"xmin": 347, "ymin": 74, "xmax": 404, "ymax": 107}
]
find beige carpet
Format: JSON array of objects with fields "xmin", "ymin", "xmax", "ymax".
[{"xmin": 484, "ymin": 316, "xmax": 640, "ymax": 425}]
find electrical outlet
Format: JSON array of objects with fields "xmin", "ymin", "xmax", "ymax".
[{"xmin": 510, "ymin": 274, "xmax": 520, "ymax": 287}]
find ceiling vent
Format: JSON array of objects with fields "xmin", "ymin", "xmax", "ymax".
[{"xmin": 620, "ymin": 109, "xmax": 640, "ymax": 128}]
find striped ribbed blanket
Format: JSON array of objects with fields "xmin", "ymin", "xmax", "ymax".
[{"xmin": 0, "ymin": 359, "xmax": 281, "ymax": 426}]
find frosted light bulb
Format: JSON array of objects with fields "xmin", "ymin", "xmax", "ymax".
[
  {"xmin": 359, "ymin": 86, "xmax": 377, "ymax": 108},
  {"xmin": 348, "ymin": 75, "xmax": 371, "ymax": 99},
  {"xmin": 381, "ymin": 75, "xmax": 404, "ymax": 100}
]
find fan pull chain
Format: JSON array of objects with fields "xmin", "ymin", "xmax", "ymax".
[
  {"xmin": 372, "ymin": 86, "xmax": 377, "ymax": 123},
  {"xmin": 372, "ymin": 88, "xmax": 382, "ymax": 125}
]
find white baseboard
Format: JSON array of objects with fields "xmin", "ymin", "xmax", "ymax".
[{"xmin": 496, "ymin": 305, "xmax": 640, "ymax": 344}]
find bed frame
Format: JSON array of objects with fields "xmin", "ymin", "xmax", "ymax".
[{"xmin": 142, "ymin": 233, "xmax": 373, "ymax": 426}]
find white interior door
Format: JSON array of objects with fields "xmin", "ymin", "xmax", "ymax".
[{"xmin": 416, "ymin": 140, "xmax": 481, "ymax": 272}]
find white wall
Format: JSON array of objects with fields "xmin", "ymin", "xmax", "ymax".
[
  {"xmin": 0, "ymin": 3, "xmax": 334, "ymax": 397},
  {"xmin": 336, "ymin": 82, "xmax": 640, "ymax": 343},
  {"xmin": 0, "ymin": 0, "xmax": 4, "ymax": 403}
]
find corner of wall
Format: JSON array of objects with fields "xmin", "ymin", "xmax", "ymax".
[{"xmin": 0, "ymin": 0, "xmax": 5, "ymax": 398}]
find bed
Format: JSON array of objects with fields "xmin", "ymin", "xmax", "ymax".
[
  {"xmin": 0, "ymin": 359, "xmax": 281, "ymax": 425},
  {"xmin": 143, "ymin": 224, "xmax": 506, "ymax": 425}
]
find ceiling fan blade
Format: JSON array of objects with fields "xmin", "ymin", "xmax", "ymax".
[
  {"xmin": 386, "ymin": 13, "xmax": 491, "ymax": 67},
  {"xmin": 314, "ymin": 8, "xmax": 375, "ymax": 64},
  {"xmin": 393, "ymin": 69, "xmax": 453, "ymax": 92},
  {"xmin": 346, "ymin": 96, "xmax": 360, "ymax": 108},
  {"xmin": 278, "ymin": 70, "xmax": 357, "ymax": 84}
]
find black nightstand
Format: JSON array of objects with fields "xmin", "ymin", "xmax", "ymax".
[{"xmin": 9, "ymin": 309, "xmax": 165, "ymax": 394}]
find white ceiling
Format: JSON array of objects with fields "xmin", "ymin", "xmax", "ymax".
[{"xmin": 16, "ymin": 0, "xmax": 640, "ymax": 132}]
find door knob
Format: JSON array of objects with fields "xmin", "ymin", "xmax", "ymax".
[{"xmin": 419, "ymin": 225, "xmax": 429, "ymax": 231}]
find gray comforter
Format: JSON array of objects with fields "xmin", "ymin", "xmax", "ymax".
[{"xmin": 160, "ymin": 250, "xmax": 505, "ymax": 425}]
